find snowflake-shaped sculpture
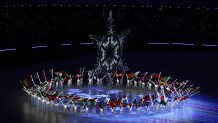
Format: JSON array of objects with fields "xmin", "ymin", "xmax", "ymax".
[{"xmin": 90, "ymin": 11, "xmax": 129, "ymax": 75}]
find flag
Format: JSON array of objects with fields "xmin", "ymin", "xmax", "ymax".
[
  {"xmin": 179, "ymin": 96, "xmax": 189, "ymax": 102},
  {"xmin": 82, "ymin": 67, "xmax": 85, "ymax": 73},
  {"xmin": 40, "ymin": 70, "xmax": 47, "ymax": 82},
  {"xmin": 22, "ymin": 75, "xmax": 33, "ymax": 88},
  {"xmin": 41, "ymin": 91, "xmax": 48, "ymax": 98},
  {"xmin": 49, "ymin": 69, "xmax": 54, "ymax": 79},
  {"xmin": 108, "ymin": 99, "xmax": 121, "ymax": 108},
  {"xmin": 76, "ymin": 74, "xmax": 82, "ymax": 79},
  {"xmin": 97, "ymin": 104, "xmax": 103, "ymax": 109},
  {"xmin": 152, "ymin": 73, "xmax": 161, "ymax": 79},
  {"xmin": 63, "ymin": 73, "xmax": 70, "ymax": 78},
  {"xmin": 164, "ymin": 87, "xmax": 171, "ymax": 97},
  {"xmin": 61, "ymin": 96, "xmax": 70, "ymax": 104},
  {"xmin": 132, "ymin": 99, "xmax": 137, "ymax": 105},
  {"xmin": 142, "ymin": 73, "xmax": 152, "ymax": 80},
  {"xmin": 78, "ymin": 67, "xmax": 85, "ymax": 74},
  {"xmin": 134, "ymin": 71, "xmax": 140, "ymax": 76},
  {"xmin": 143, "ymin": 94, "xmax": 151, "ymax": 103},
  {"xmin": 55, "ymin": 71, "xmax": 63, "ymax": 76},
  {"xmin": 77, "ymin": 67, "xmax": 85, "ymax": 78},
  {"xmin": 49, "ymin": 90, "xmax": 59, "ymax": 101},
  {"xmin": 63, "ymin": 77, "xmax": 70, "ymax": 83},
  {"xmin": 49, "ymin": 69, "xmax": 53, "ymax": 73},
  {"xmin": 161, "ymin": 76, "xmax": 171, "ymax": 83},
  {"xmin": 89, "ymin": 98, "xmax": 98, "ymax": 107},
  {"xmin": 153, "ymin": 92, "xmax": 159, "ymax": 101},
  {"xmin": 80, "ymin": 98, "xmax": 89, "ymax": 107},
  {"xmin": 139, "ymin": 72, "xmax": 148, "ymax": 79},
  {"xmin": 160, "ymin": 76, "xmax": 171, "ymax": 85},
  {"xmin": 160, "ymin": 95, "xmax": 167, "ymax": 105},
  {"xmin": 33, "ymin": 73, "xmax": 39, "ymax": 79},
  {"xmin": 22, "ymin": 79, "xmax": 29, "ymax": 88},
  {"xmin": 121, "ymin": 103, "xmax": 128, "ymax": 108},
  {"xmin": 71, "ymin": 97, "xmax": 82, "ymax": 102},
  {"xmin": 116, "ymin": 73, "xmax": 123, "ymax": 79},
  {"xmin": 126, "ymin": 73, "xmax": 135, "ymax": 79},
  {"xmin": 121, "ymin": 95, "xmax": 128, "ymax": 103},
  {"xmin": 132, "ymin": 99, "xmax": 141, "ymax": 108},
  {"xmin": 139, "ymin": 97, "xmax": 146, "ymax": 104},
  {"xmin": 179, "ymin": 81, "xmax": 186, "ymax": 86},
  {"xmin": 150, "ymin": 82, "xmax": 156, "ymax": 91},
  {"xmin": 81, "ymin": 98, "xmax": 89, "ymax": 102},
  {"xmin": 128, "ymin": 103, "xmax": 134, "ymax": 108},
  {"xmin": 160, "ymin": 95, "xmax": 165, "ymax": 101},
  {"xmin": 36, "ymin": 91, "xmax": 43, "ymax": 98},
  {"xmin": 167, "ymin": 78, "xmax": 175, "ymax": 84}
]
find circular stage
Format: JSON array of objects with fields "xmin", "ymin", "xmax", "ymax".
[
  {"xmin": 23, "ymin": 94, "xmax": 218, "ymax": 123},
  {"xmin": 1, "ymin": 51, "xmax": 218, "ymax": 123}
]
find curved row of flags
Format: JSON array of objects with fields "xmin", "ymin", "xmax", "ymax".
[{"xmin": 20, "ymin": 68, "xmax": 200, "ymax": 113}]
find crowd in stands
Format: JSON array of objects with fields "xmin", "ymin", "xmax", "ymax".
[{"xmin": 0, "ymin": 6, "xmax": 218, "ymax": 48}]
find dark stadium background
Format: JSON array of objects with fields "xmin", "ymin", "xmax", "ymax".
[
  {"xmin": 0, "ymin": 0, "xmax": 218, "ymax": 123},
  {"xmin": 1, "ymin": 0, "xmax": 218, "ymax": 69}
]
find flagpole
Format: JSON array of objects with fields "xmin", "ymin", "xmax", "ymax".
[
  {"xmin": 165, "ymin": 76, "xmax": 171, "ymax": 83},
  {"xmin": 142, "ymin": 72, "xmax": 148, "ymax": 79},
  {"xmin": 36, "ymin": 72, "xmax": 42, "ymax": 84},
  {"xmin": 180, "ymin": 80, "xmax": 189, "ymax": 90},
  {"xmin": 69, "ymin": 95, "xmax": 77, "ymax": 104},
  {"xmin": 22, "ymin": 88, "xmax": 30, "ymax": 94},
  {"xmin": 158, "ymin": 72, "xmax": 161, "ymax": 82},
  {"xmin": 43, "ymin": 70, "xmax": 47, "ymax": 82},
  {"xmin": 53, "ymin": 91, "xmax": 63, "ymax": 99},
  {"xmin": 40, "ymin": 86, "xmax": 46, "ymax": 92},
  {"xmin": 20, "ymin": 80, "xmax": 27, "ymax": 90},
  {"xmin": 189, "ymin": 87, "xmax": 200, "ymax": 95},
  {"xmin": 46, "ymin": 86, "xmax": 52, "ymax": 93},
  {"xmin": 176, "ymin": 81, "xmax": 185, "ymax": 90},
  {"xmin": 149, "ymin": 93, "xmax": 154, "ymax": 106},
  {"xmin": 189, "ymin": 91, "xmax": 200, "ymax": 97},
  {"xmin": 30, "ymin": 75, "xmax": 36, "ymax": 87},
  {"xmin": 51, "ymin": 69, "xmax": 54, "ymax": 80},
  {"xmin": 162, "ymin": 76, "xmax": 171, "ymax": 87}
]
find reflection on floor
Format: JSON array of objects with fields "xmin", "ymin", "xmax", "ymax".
[{"xmin": 22, "ymin": 86, "xmax": 218, "ymax": 123}]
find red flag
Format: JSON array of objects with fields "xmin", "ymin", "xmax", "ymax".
[
  {"xmin": 98, "ymin": 104, "xmax": 103, "ymax": 109},
  {"xmin": 116, "ymin": 73, "xmax": 123, "ymax": 79},
  {"xmin": 143, "ymin": 94, "xmax": 151, "ymax": 103},
  {"xmin": 75, "ymin": 74, "xmax": 82, "ymax": 79},
  {"xmin": 152, "ymin": 73, "xmax": 161, "ymax": 79},
  {"xmin": 108, "ymin": 99, "xmax": 121, "ymax": 108},
  {"xmin": 64, "ymin": 77, "xmax": 70, "ymax": 82},
  {"xmin": 179, "ymin": 96, "xmax": 189, "ymax": 101},
  {"xmin": 126, "ymin": 73, "xmax": 135, "ymax": 79},
  {"xmin": 160, "ymin": 95, "xmax": 165, "ymax": 101}
]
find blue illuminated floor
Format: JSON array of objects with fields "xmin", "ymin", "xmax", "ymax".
[
  {"xmin": 23, "ymin": 86, "xmax": 218, "ymax": 123},
  {"xmin": 65, "ymin": 95, "xmax": 218, "ymax": 123},
  {"xmin": 67, "ymin": 87, "xmax": 218, "ymax": 123}
]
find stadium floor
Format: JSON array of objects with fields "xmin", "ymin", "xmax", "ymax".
[{"xmin": 0, "ymin": 51, "xmax": 218, "ymax": 123}]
